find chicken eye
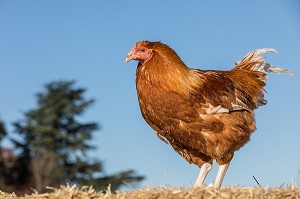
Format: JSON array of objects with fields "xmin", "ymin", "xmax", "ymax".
[{"xmin": 140, "ymin": 48, "xmax": 145, "ymax": 52}]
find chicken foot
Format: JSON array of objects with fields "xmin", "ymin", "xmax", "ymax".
[
  {"xmin": 214, "ymin": 162, "xmax": 230, "ymax": 188},
  {"xmin": 193, "ymin": 162, "xmax": 212, "ymax": 187}
]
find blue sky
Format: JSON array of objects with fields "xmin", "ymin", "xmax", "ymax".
[{"xmin": 0, "ymin": 1, "xmax": 299, "ymax": 188}]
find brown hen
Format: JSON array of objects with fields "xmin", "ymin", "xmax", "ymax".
[{"xmin": 125, "ymin": 41, "xmax": 294, "ymax": 188}]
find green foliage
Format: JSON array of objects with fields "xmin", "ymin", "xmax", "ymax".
[
  {"xmin": 0, "ymin": 119, "xmax": 6, "ymax": 190},
  {"xmin": 14, "ymin": 81, "xmax": 97, "ymax": 155},
  {"xmin": 0, "ymin": 119, "xmax": 6, "ymax": 141},
  {"xmin": 8, "ymin": 80, "xmax": 144, "ymax": 193}
]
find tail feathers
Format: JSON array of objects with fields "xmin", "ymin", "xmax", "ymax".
[
  {"xmin": 227, "ymin": 48, "xmax": 295, "ymax": 109},
  {"xmin": 235, "ymin": 48, "xmax": 295, "ymax": 78},
  {"xmin": 267, "ymin": 64, "xmax": 295, "ymax": 76}
]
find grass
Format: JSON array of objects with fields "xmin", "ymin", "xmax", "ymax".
[{"xmin": 1, "ymin": 184, "xmax": 300, "ymax": 199}]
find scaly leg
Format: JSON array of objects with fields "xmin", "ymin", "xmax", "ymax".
[
  {"xmin": 214, "ymin": 163, "xmax": 230, "ymax": 188},
  {"xmin": 193, "ymin": 162, "xmax": 212, "ymax": 187}
]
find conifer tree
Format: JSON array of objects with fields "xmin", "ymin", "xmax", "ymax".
[
  {"xmin": 0, "ymin": 119, "xmax": 7, "ymax": 189},
  {"xmin": 13, "ymin": 80, "xmax": 144, "ymax": 192}
]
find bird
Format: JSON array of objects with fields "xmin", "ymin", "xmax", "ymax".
[{"xmin": 125, "ymin": 41, "xmax": 294, "ymax": 188}]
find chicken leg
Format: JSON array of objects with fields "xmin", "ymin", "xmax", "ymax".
[
  {"xmin": 214, "ymin": 163, "xmax": 230, "ymax": 188},
  {"xmin": 193, "ymin": 162, "xmax": 212, "ymax": 187}
]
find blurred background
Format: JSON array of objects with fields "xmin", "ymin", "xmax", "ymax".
[{"xmin": 0, "ymin": 0, "xmax": 299, "ymax": 194}]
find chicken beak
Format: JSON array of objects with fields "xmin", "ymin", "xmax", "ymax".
[
  {"xmin": 125, "ymin": 47, "xmax": 136, "ymax": 63},
  {"xmin": 125, "ymin": 53, "xmax": 133, "ymax": 63}
]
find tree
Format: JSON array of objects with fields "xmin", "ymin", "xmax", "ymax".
[
  {"xmin": 12, "ymin": 80, "xmax": 144, "ymax": 193},
  {"xmin": 0, "ymin": 119, "xmax": 32, "ymax": 194},
  {"xmin": 0, "ymin": 119, "xmax": 6, "ymax": 142},
  {"xmin": 0, "ymin": 119, "xmax": 7, "ymax": 189}
]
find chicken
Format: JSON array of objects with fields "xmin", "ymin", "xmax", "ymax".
[{"xmin": 125, "ymin": 41, "xmax": 294, "ymax": 188}]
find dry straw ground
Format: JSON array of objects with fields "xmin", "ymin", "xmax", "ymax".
[{"xmin": 1, "ymin": 184, "xmax": 300, "ymax": 199}]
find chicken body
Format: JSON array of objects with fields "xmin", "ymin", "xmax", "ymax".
[
  {"xmin": 125, "ymin": 41, "xmax": 294, "ymax": 187},
  {"xmin": 137, "ymin": 71, "xmax": 254, "ymax": 165}
]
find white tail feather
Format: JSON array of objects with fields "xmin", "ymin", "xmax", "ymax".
[
  {"xmin": 268, "ymin": 64, "xmax": 295, "ymax": 76},
  {"xmin": 254, "ymin": 48, "xmax": 295, "ymax": 76},
  {"xmin": 255, "ymin": 48, "xmax": 278, "ymax": 55},
  {"xmin": 236, "ymin": 48, "xmax": 295, "ymax": 77}
]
